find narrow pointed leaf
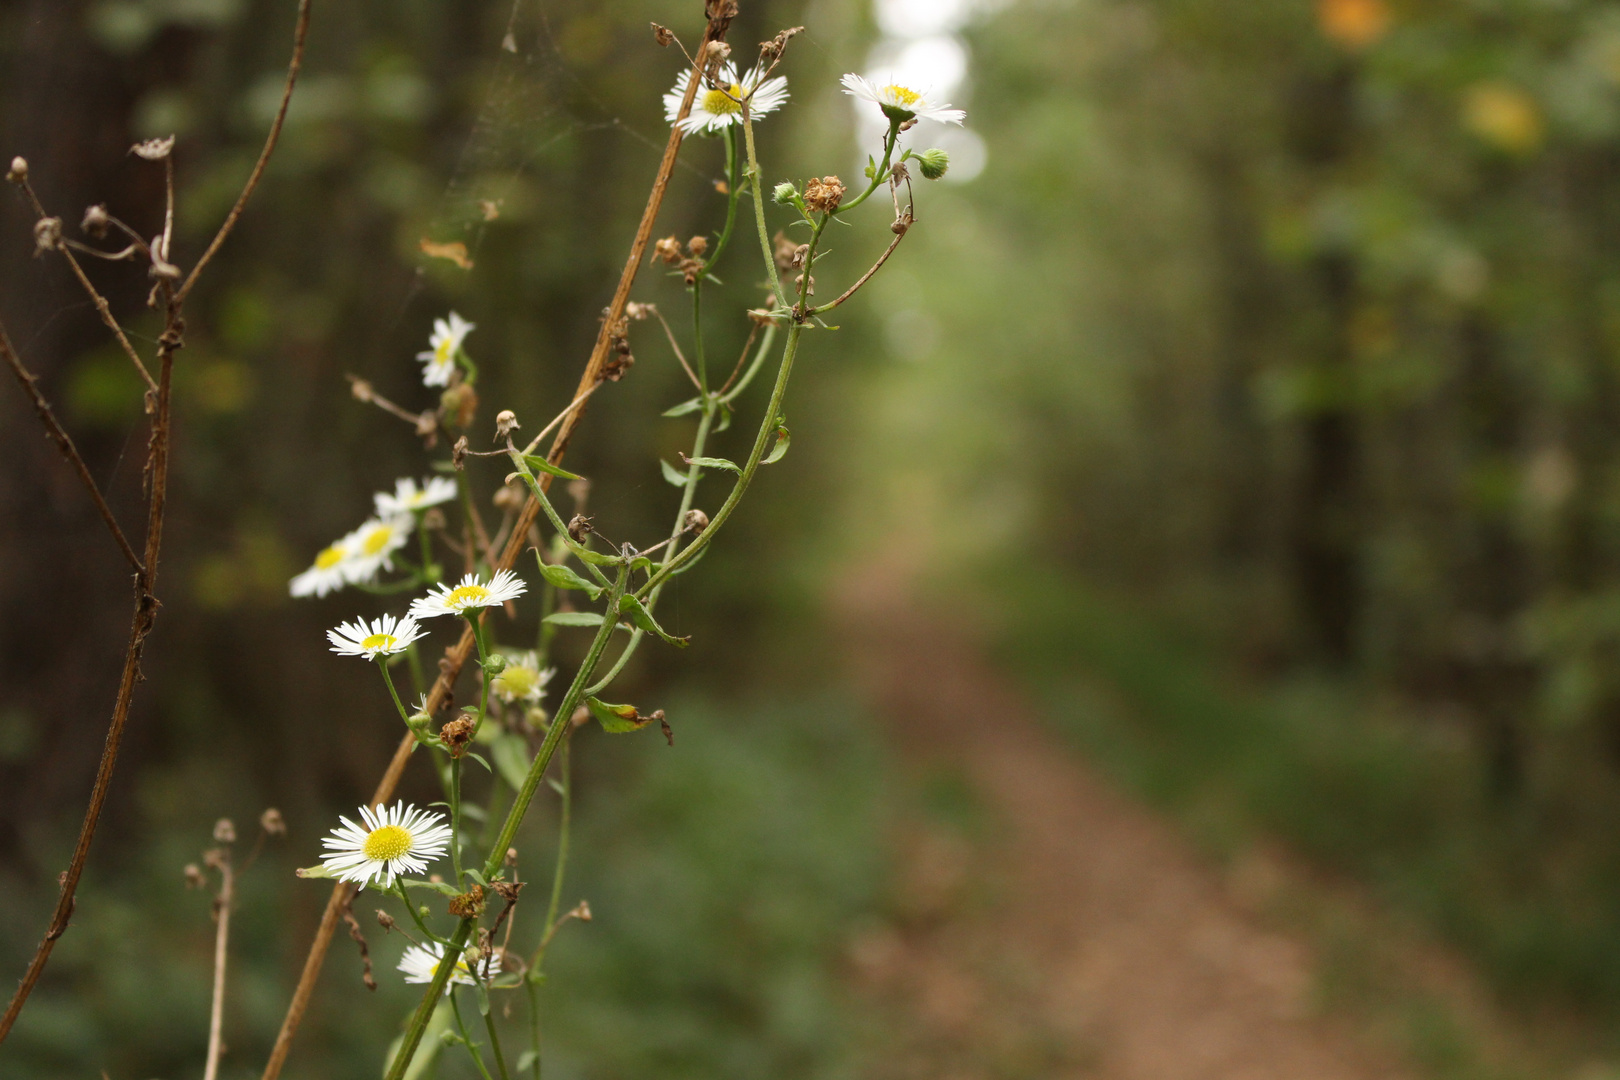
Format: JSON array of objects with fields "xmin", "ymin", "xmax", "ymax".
[
  {"xmin": 660, "ymin": 459, "xmax": 690, "ymax": 487},
  {"xmin": 762, "ymin": 420, "xmax": 791, "ymax": 464},
  {"xmin": 522, "ymin": 454, "xmax": 582, "ymax": 481},
  {"xmin": 585, "ymin": 697, "xmax": 665, "ymax": 734},
  {"xmin": 535, "ymin": 557, "xmax": 603, "ymax": 599},
  {"xmin": 662, "ymin": 397, "xmax": 703, "ymax": 418},
  {"xmin": 681, "ymin": 454, "xmax": 741, "ymax": 474},
  {"xmin": 543, "ymin": 611, "xmax": 604, "ymax": 628},
  {"xmin": 618, "ymin": 594, "xmax": 691, "ymax": 647}
]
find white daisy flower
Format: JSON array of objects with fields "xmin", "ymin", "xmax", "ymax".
[
  {"xmin": 491, "ymin": 650, "xmax": 555, "ymax": 704},
  {"xmin": 327, "ymin": 612, "xmax": 426, "ymax": 659},
  {"xmin": 409, "ymin": 570, "xmax": 527, "ymax": 619},
  {"xmin": 290, "ymin": 537, "xmax": 356, "ymax": 598},
  {"xmin": 416, "ymin": 312, "xmax": 476, "ymax": 388},
  {"xmin": 319, "ymin": 801, "xmax": 452, "ymax": 890},
  {"xmin": 342, "ymin": 515, "xmax": 415, "ymax": 585},
  {"xmin": 663, "ymin": 63, "xmax": 789, "ymax": 135},
  {"xmin": 397, "ymin": 941, "xmax": 504, "ymax": 992},
  {"xmin": 840, "ymin": 73, "xmax": 965, "ymax": 126},
  {"xmin": 375, "ymin": 476, "xmax": 459, "ymax": 517}
]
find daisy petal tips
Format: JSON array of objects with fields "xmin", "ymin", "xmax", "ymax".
[
  {"xmin": 398, "ymin": 941, "xmax": 504, "ymax": 992},
  {"xmin": 663, "ymin": 62, "xmax": 789, "ymax": 135},
  {"xmin": 841, "ymin": 73, "xmax": 966, "ymax": 126},
  {"xmin": 408, "ymin": 569, "xmax": 527, "ymax": 619},
  {"xmin": 376, "ymin": 476, "xmax": 459, "ymax": 517},
  {"xmin": 319, "ymin": 801, "xmax": 452, "ymax": 890},
  {"xmin": 327, "ymin": 613, "xmax": 426, "ymax": 659}
]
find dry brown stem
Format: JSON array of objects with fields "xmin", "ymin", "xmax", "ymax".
[
  {"xmin": 203, "ymin": 850, "xmax": 235, "ymax": 1080},
  {"xmin": 0, "ymin": 0, "xmax": 311, "ymax": 1046},
  {"xmin": 256, "ymin": 6, "xmax": 735, "ymax": 1076},
  {"xmin": 0, "ymin": 318, "xmax": 144, "ymax": 575}
]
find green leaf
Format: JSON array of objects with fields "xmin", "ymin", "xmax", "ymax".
[
  {"xmin": 517, "ymin": 1052, "xmax": 538, "ymax": 1073},
  {"xmin": 492, "ymin": 733, "xmax": 531, "ymax": 793},
  {"xmin": 571, "ymin": 544, "xmax": 623, "ymax": 567},
  {"xmin": 682, "ymin": 454, "xmax": 741, "ymax": 474},
  {"xmin": 585, "ymin": 697, "xmax": 664, "ymax": 734},
  {"xmin": 660, "ymin": 458, "xmax": 690, "ymax": 487},
  {"xmin": 521, "ymin": 454, "xmax": 582, "ymax": 481},
  {"xmin": 544, "ymin": 611, "xmax": 604, "ymax": 628},
  {"xmin": 535, "ymin": 558, "xmax": 603, "ymax": 599},
  {"xmin": 464, "ymin": 751, "xmax": 492, "ymax": 775},
  {"xmin": 618, "ymin": 594, "xmax": 691, "ymax": 648},
  {"xmin": 662, "ymin": 397, "xmax": 703, "ymax": 417},
  {"xmin": 401, "ymin": 878, "xmax": 462, "ymax": 896},
  {"xmin": 762, "ymin": 419, "xmax": 791, "ymax": 464}
]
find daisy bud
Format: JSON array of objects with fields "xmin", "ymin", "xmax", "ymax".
[
  {"xmin": 6, "ymin": 156, "xmax": 27, "ymax": 183},
  {"xmin": 213, "ymin": 818, "xmax": 237, "ymax": 844},
  {"xmin": 687, "ymin": 235, "xmax": 709, "ymax": 257},
  {"xmin": 260, "ymin": 807, "xmax": 286, "ymax": 836},
  {"xmin": 652, "ymin": 22, "xmax": 674, "ymax": 46},
  {"xmin": 495, "ymin": 409, "xmax": 520, "ymax": 440},
  {"xmin": 917, "ymin": 147, "xmax": 950, "ymax": 181},
  {"xmin": 683, "ymin": 508, "xmax": 709, "ymax": 533},
  {"xmin": 482, "ymin": 653, "xmax": 508, "ymax": 677},
  {"xmin": 772, "ymin": 181, "xmax": 798, "ymax": 206},
  {"xmin": 33, "ymin": 216, "xmax": 62, "ymax": 256},
  {"xmin": 80, "ymin": 204, "xmax": 109, "ymax": 237}
]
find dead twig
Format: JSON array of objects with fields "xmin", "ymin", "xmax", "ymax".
[
  {"xmin": 177, "ymin": 0, "xmax": 310, "ymax": 303},
  {"xmin": 0, "ymin": 317, "xmax": 144, "ymax": 576},
  {"xmin": 203, "ymin": 831, "xmax": 235, "ymax": 1080}
]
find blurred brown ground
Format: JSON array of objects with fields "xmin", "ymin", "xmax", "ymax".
[{"xmin": 837, "ymin": 582, "xmax": 1419, "ymax": 1079}]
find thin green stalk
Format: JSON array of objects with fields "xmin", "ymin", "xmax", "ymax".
[
  {"xmin": 707, "ymin": 125, "xmax": 743, "ymax": 267},
  {"xmin": 691, "ymin": 279, "xmax": 709, "ymax": 390},
  {"xmin": 741, "ymin": 106, "xmax": 790, "ymax": 311},
  {"xmin": 379, "ymin": 662, "xmax": 412, "ymax": 724},
  {"xmin": 385, "ymin": 565, "xmax": 628, "ymax": 1080},
  {"xmin": 836, "ymin": 119, "xmax": 902, "ymax": 216},
  {"xmin": 449, "ymin": 991, "xmax": 496, "ymax": 1080},
  {"xmin": 449, "ymin": 757, "xmax": 464, "ymax": 886},
  {"xmin": 483, "ymin": 1007, "xmax": 512, "ymax": 1080},
  {"xmin": 393, "ymin": 879, "xmax": 444, "ymax": 946},
  {"xmin": 718, "ymin": 322, "xmax": 779, "ymax": 406}
]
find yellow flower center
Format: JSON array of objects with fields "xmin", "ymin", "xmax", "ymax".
[
  {"xmin": 362, "ymin": 526, "xmax": 394, "ymax": 555},
  {"xmin": 884, "ymin": 84, "xmax": 922, "ymax": 107},
  {"xmin": 446, "ymin": 583, "xmax": 491, "ymax": 608},
  {"xmin": 494, "ymin": 665, "xmax": 539, "ymax": 699},
  {"xmin": 363, "ymin": 824, "xmax": 413, "ymax": 861},
  {"xmin": 435, "ymin": 338, "xmax": 453, "ymax": 364},
  {"xmin": 315, "ymin": 544, "xmax": 346, "ymax": 570},
  {"xmin": 702, "ymin": 83, "xmax": 746, "ymax": 116},
  {"xmin": 360, "ymin": 633, "xmax": 398, "ymax": 653}
]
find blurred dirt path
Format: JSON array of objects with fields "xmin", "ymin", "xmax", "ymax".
[{"xmin": 837, "ymin": 593, "xmax": 1412, "ymax": 1080}]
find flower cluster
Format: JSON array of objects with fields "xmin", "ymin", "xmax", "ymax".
[{"xmin": 289, "ymin": 477, "xmax": 457, "ymax": 598}]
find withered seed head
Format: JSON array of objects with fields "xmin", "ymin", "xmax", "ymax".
[
  {"xmin": 6, "ymin": 157, "xmax": 27, "ymax": 183},
  {"xmin": 705, "ymin": 40, "xmax": 732, "ymax": 64},
  {"xmin": 80, "ymin": 204, "xmax": 109, "ymax": 238},
  {"xmin": 653, "ymin": 235, "xmax": 683, "ymax": 265},
  {"xmin": 440, "ymin": 715, "xmax": 476, "ymax": 757},
  {"xmin": 260, "ymin": 807, "xmax": 286, "ymax": 836},
  {"xmin": 683, "ymin": 508, "xmax": 710, "ymax": 533},
  {"xmin": 652, "ymin": 22, "xmax": 674, "ymax": 46},
  {"xmin": 495, "ymin": 409, "xmax": 520, "ymax": 440},
  {"xmin": 184, "ymin": 863, "xmax": 207, "ymax": 889},
  {"xmin": 213, "ymin": 818, "xmax": 237, "ymax": 844},
  {"xmin": 129, "ymin": 135, "xmax": 175, "ymax": 161},
  {"xmin": 803, "ymin": 176, "xmax": 845, "ymax": 215},
  {"xmin": 376, "ymin": 909, "xmax": 397, "ymax": 931},
  {"xmin": 567, "ymin": 514, "xmax": 593, "ymax": 543},
  {"xmin": 452, "ymin": 435, "xmax": 469, "ymax": 470},
  {"xmin": 687, "ymin": 235, "xmax": 709, "ymax": 258},
  {"xmin": 448, "ymin": 884, "xmax": 486, "ymax": 919},
  {"xmin": 33, "ymin": 217, "xmax": 62, "ymax": 257}
]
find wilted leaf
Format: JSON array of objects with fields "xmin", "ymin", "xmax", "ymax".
[{"xmin": 420, "ymin": 238, "xmax": 474, "ymax": 269}]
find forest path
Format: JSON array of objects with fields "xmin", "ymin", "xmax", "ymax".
[{"xmin": 836, "ymin": 589, "xmax": 1416, "ymax": 1080}]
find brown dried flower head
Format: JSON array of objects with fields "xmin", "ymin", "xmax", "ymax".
[
  {"xmin": 80, "ymin": 204, "xmax": 110, "ymax": 238},
  {"xmin": 803, "ymin": 176, "xmax": 845, "ymax": 215},
  {"xmin": 653, "ymin": 235, "xmax": 683, "ymax": 265},
  {"xmin": 495, "ymin": 409, "xmax": 520, "ymax": 440},
  {"xmin": 6, "ymin": 156, "xmax": 27, "ymax": 183},
  {"xmin": 260, "ymin": 807, "xmax": 286, "ymax": 836},
  {"xmin": 687, "ymin": 235, "xmax": 709, "ymax": 258},
  {"xmin": 448, "ymin": 884, "xmax": 486, "ymax": 918},
  {"xmin": 33, "ymin": 217, "xmax": 62, "ymax": 257},
  {"xmin": 440, "ymin": 715, "xmax": 476, "ymax": 757},
  {"xmin": 567, "ymin": 514, "xmax": 594, "ymax": 543},
  {"xmin": 652, "ymin": 22, "xmax": 675, "ymax": 46},
  {"xmin": 129, "ymin": 135, "xmax": 175, "ymax": 161},
  {"xmin": 683, "ymin": 508, "xmax": 710, "ymax": 533},
  {"xmin": 213, "ymin": 818, "xmax": 237, "ymax": 844}
]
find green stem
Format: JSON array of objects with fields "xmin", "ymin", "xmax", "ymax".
[
  {"xmin": 394, "ymin": 878, "xmax": 444, "ymax": 945},
  {"xmin": 718, "ymin": 322, "xmax": 779, "ymax": 406},
  {"xmin": 837, "ymin": 119, "xmax": 902, "ymax": 216},
  {"xmin": 707, "ymin": 125, "xmax": 743, "ymax": 267},
  {"xmin": 540, "ymin": 739, "xmax": 573, "ymax": 952},
  {"xmin": 449, "ymin": 757, "xmax": 464, "ymax": 886},
  {"xmin": 449, "ymin": 991, "xmax": 496, "ymax": 1080},
  {"xmin": 483, "ymin": 1007, "xmax": 513, "ymax": 1080},
  {"xmin": 379, "ymin": 661, "xmax": 412, "ymax": 724},
  {"xmin": 691, "ymin": 277, "xmax": 709, "ymax": 391},
  {"xmin": 384, "ymin": 564, "xmax": 629, "ymax": 1080},
  {"xmin": 741, "ymin": 106, "xmax": 790, "ymax": 311}
]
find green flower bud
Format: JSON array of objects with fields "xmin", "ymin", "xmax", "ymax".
[
  {"xmin": 482, "ymin": 652, "xmax": 508, "ymax": 677},
  {"xmin": 917, "ymin": 148, "xmax": 950, "ymax": 181},
  {"xmin": 772, "ymin": 181, "xmax": 799, "ymax": 206}
]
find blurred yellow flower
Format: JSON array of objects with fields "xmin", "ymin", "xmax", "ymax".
[
  {"xmin": 1463, "ymin": 82, "xmax": 1543, "ymax": 155},
  {"xmin": 1317, "ymin": 0, "xmax": 1391, "ymax": 51}
]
